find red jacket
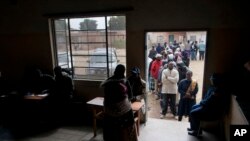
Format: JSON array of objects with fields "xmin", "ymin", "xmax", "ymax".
[{"xmin": 150, "ymin": 60, "xmax": 162, "ymax": 79}]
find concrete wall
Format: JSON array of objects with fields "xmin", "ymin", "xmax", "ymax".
[{"xmin": 224, "ymin": 95, "xmax": 249, "ymax": 141}]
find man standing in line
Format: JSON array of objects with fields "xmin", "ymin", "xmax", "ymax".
[
  {"xmin": 177, "ymin": 70, "xmax": 198, "ymax": 121},
  {"xmin": 150, "ymin": 54, "xmax": 162, "ymax": 96},
  {"xmin": 160, "ymin": 61, "xmax": 179, "ymax": 119},
  {"xmin": 148, "ymin": 46, "xmax": 157, "ymax": 60},
  {"xmin": 198, "ymin": 41, "xmax": 206, "ymax": 60}
]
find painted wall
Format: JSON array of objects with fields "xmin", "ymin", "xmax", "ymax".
[{"xmin": 0, "ymin": 0, "xmax": 249, "ymax": 118}]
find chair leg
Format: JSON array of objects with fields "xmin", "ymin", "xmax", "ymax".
[
  {"xmin": 134, "ymin": 122, "xmax": 138, "ymax": 136},
  {"xmin": 134, "ymin": 117, "xmax": 139, "ymax": 136},
  {"xmin": 197, "ymin": 126, "xmax": 202, "ymax": 135}
]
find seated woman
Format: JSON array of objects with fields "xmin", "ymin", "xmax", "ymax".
[
  {"xmin": 100, "ymin": 64, "xmax": 137, "ymax": 141},
  {"xmin": 53, "ymin": 66, "xmax": 73, "ymax": 103},
  {"xmin": 188, "ymin": 73, "xmax": 230, "ymax": 136},
  {"xmin": 20, "ymin": 67, "xmax": 55, "ymax": 95}
]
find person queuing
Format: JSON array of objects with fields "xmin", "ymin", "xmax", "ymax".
[
  {"xmin": 160, "ymin": 61, "xmax": 179, "ymax": 119},
  {"xmin": 177, "ymin": 70, "xmax": 198, "ymax": 121}
]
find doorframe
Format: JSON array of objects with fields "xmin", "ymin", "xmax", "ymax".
[{"xmin": 144, "ymin": 29, "xmax": 208, "ymax": 119}]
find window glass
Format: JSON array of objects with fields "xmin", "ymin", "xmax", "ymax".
[{"xmin": 51, "ymin": 16, "xmax": 126, "ymax": 80}]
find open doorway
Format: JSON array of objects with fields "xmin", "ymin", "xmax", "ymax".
[{"xmin": 145, "ymin": 30, "xmax": 207, "ymax": 119}]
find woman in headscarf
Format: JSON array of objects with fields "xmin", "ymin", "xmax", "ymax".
[
  {"xmin": 128, "ymin": 67, "xmax": 146, "ymax": 101},
  {"xmin": 128, "ymin": 67, "xmax": 146, "ymax": 123},
  {"xmin": 100, "ymin": 64, "xmax": 137, "ymax": 141}
]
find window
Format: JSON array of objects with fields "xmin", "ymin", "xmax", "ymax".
[
  {"xmin": 168, "ymin": 35, "xmax": 174, "ymax": 44},
  {"xmin": 157, "ymin": 35, "xmax": 164, "ymax": 43},
  {"xmin": 190, "ymin": 35, "xmax": 196, "ymax": 42},
  {"xmin": 50, "ymin": 16, "xmax": 126, "ymax": 80}
]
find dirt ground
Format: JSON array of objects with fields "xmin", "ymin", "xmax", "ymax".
[{"xmin": 147, "ymin": 59, "xmax": 205, "ymax": 119}]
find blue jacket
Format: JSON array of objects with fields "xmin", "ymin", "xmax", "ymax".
[{"xmin": 199, "ymin": 86, "xmax": 227, "ymax": 117}]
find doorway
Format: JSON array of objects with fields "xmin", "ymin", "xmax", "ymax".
[{"xmin": 145, "ymin": 31, "xmax": 207, "ymax": 119}]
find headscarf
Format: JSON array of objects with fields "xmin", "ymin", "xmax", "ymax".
[
  {"xmin": 111, "ymin": 64, "xmax": 125, "ymax": 79},
  {"xmin": 131, "ymin": 67, "xmax": 140, "ymax": 74}
]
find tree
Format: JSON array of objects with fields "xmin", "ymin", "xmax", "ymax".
[
  {"xmin": 55, "ymin": 19, "xmax": 68, "ymax": 31},
  {"xmin": 108, "ymin": 16, "xmax": 125, "ymax": 30},
  {"xmin": 79, "ymin": 19, "xmax": 97, "ymax": 30}
]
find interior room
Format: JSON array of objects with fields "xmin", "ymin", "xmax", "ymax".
[{"xmin": 0, "ymin": 0, "xmax": 249, "ymax": 141}]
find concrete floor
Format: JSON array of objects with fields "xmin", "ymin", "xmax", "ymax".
[
  {"xmin": 0, "ymin": 118, "xmax": 222, "ymax": 141},
  {"xmin": 143, "ymin": 91, "xmax": 223, "ymax": 141},
  {"xmin": 139, "ymin": 118, "xmax": 222, "ymax": 141},
  {"xmin": 0, "ymin": 119, "xmax": 222, "ymax": 141}
]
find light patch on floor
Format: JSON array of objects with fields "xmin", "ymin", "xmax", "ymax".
[{"xmin": 139, "ymin": 118, "xmax": 222, "ymax": 141}]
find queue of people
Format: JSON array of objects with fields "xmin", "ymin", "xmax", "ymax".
[
  {"xmin": 148, "ymin": 43, "xmax": 194, "ymax": 120},
  {"xmin": 100, "ymin": 39, "xmax": 229, "ymax": 139},
  {"xmin": 147, "ymin": 42, "xmax": 229, "ymax": 138}
]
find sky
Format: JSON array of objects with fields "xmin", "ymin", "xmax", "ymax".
[{"xmin": 69, "ymin": 17, "xmax": 110, "ymax": 30}]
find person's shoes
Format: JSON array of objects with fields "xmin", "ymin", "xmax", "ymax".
[
  {"xmin": 155, "ymin": 96, "xmax": 160, "ymax": 100},
  {"xmin": 178, "ymin": 116, "xmax": 182, "ymax": 121},
  {"xmin": 188, "ymin": 130, "xmax": 202, "ymax": 136},
  {"xmin": 187, "ymin": 128, "xmax": 192, "ymax": 131},
  {"xmin": 188, "ymin": 131, "xmax": 199, "ymax": 136},
  {"xmin": 172, "ymin": 113, "xmax": 177, "ymax": 118},
  {"xmin": 160, "ymin": 114, "xmax": 165, "ymax": 119},
  {"xmin": 174, "ymin": 116, "xmax": 179, "ymax": 120}
]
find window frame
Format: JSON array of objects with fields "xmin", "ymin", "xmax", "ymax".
[{"xmin": 49, "ymin": 15, "xmax": 126, "ymax": 81}]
